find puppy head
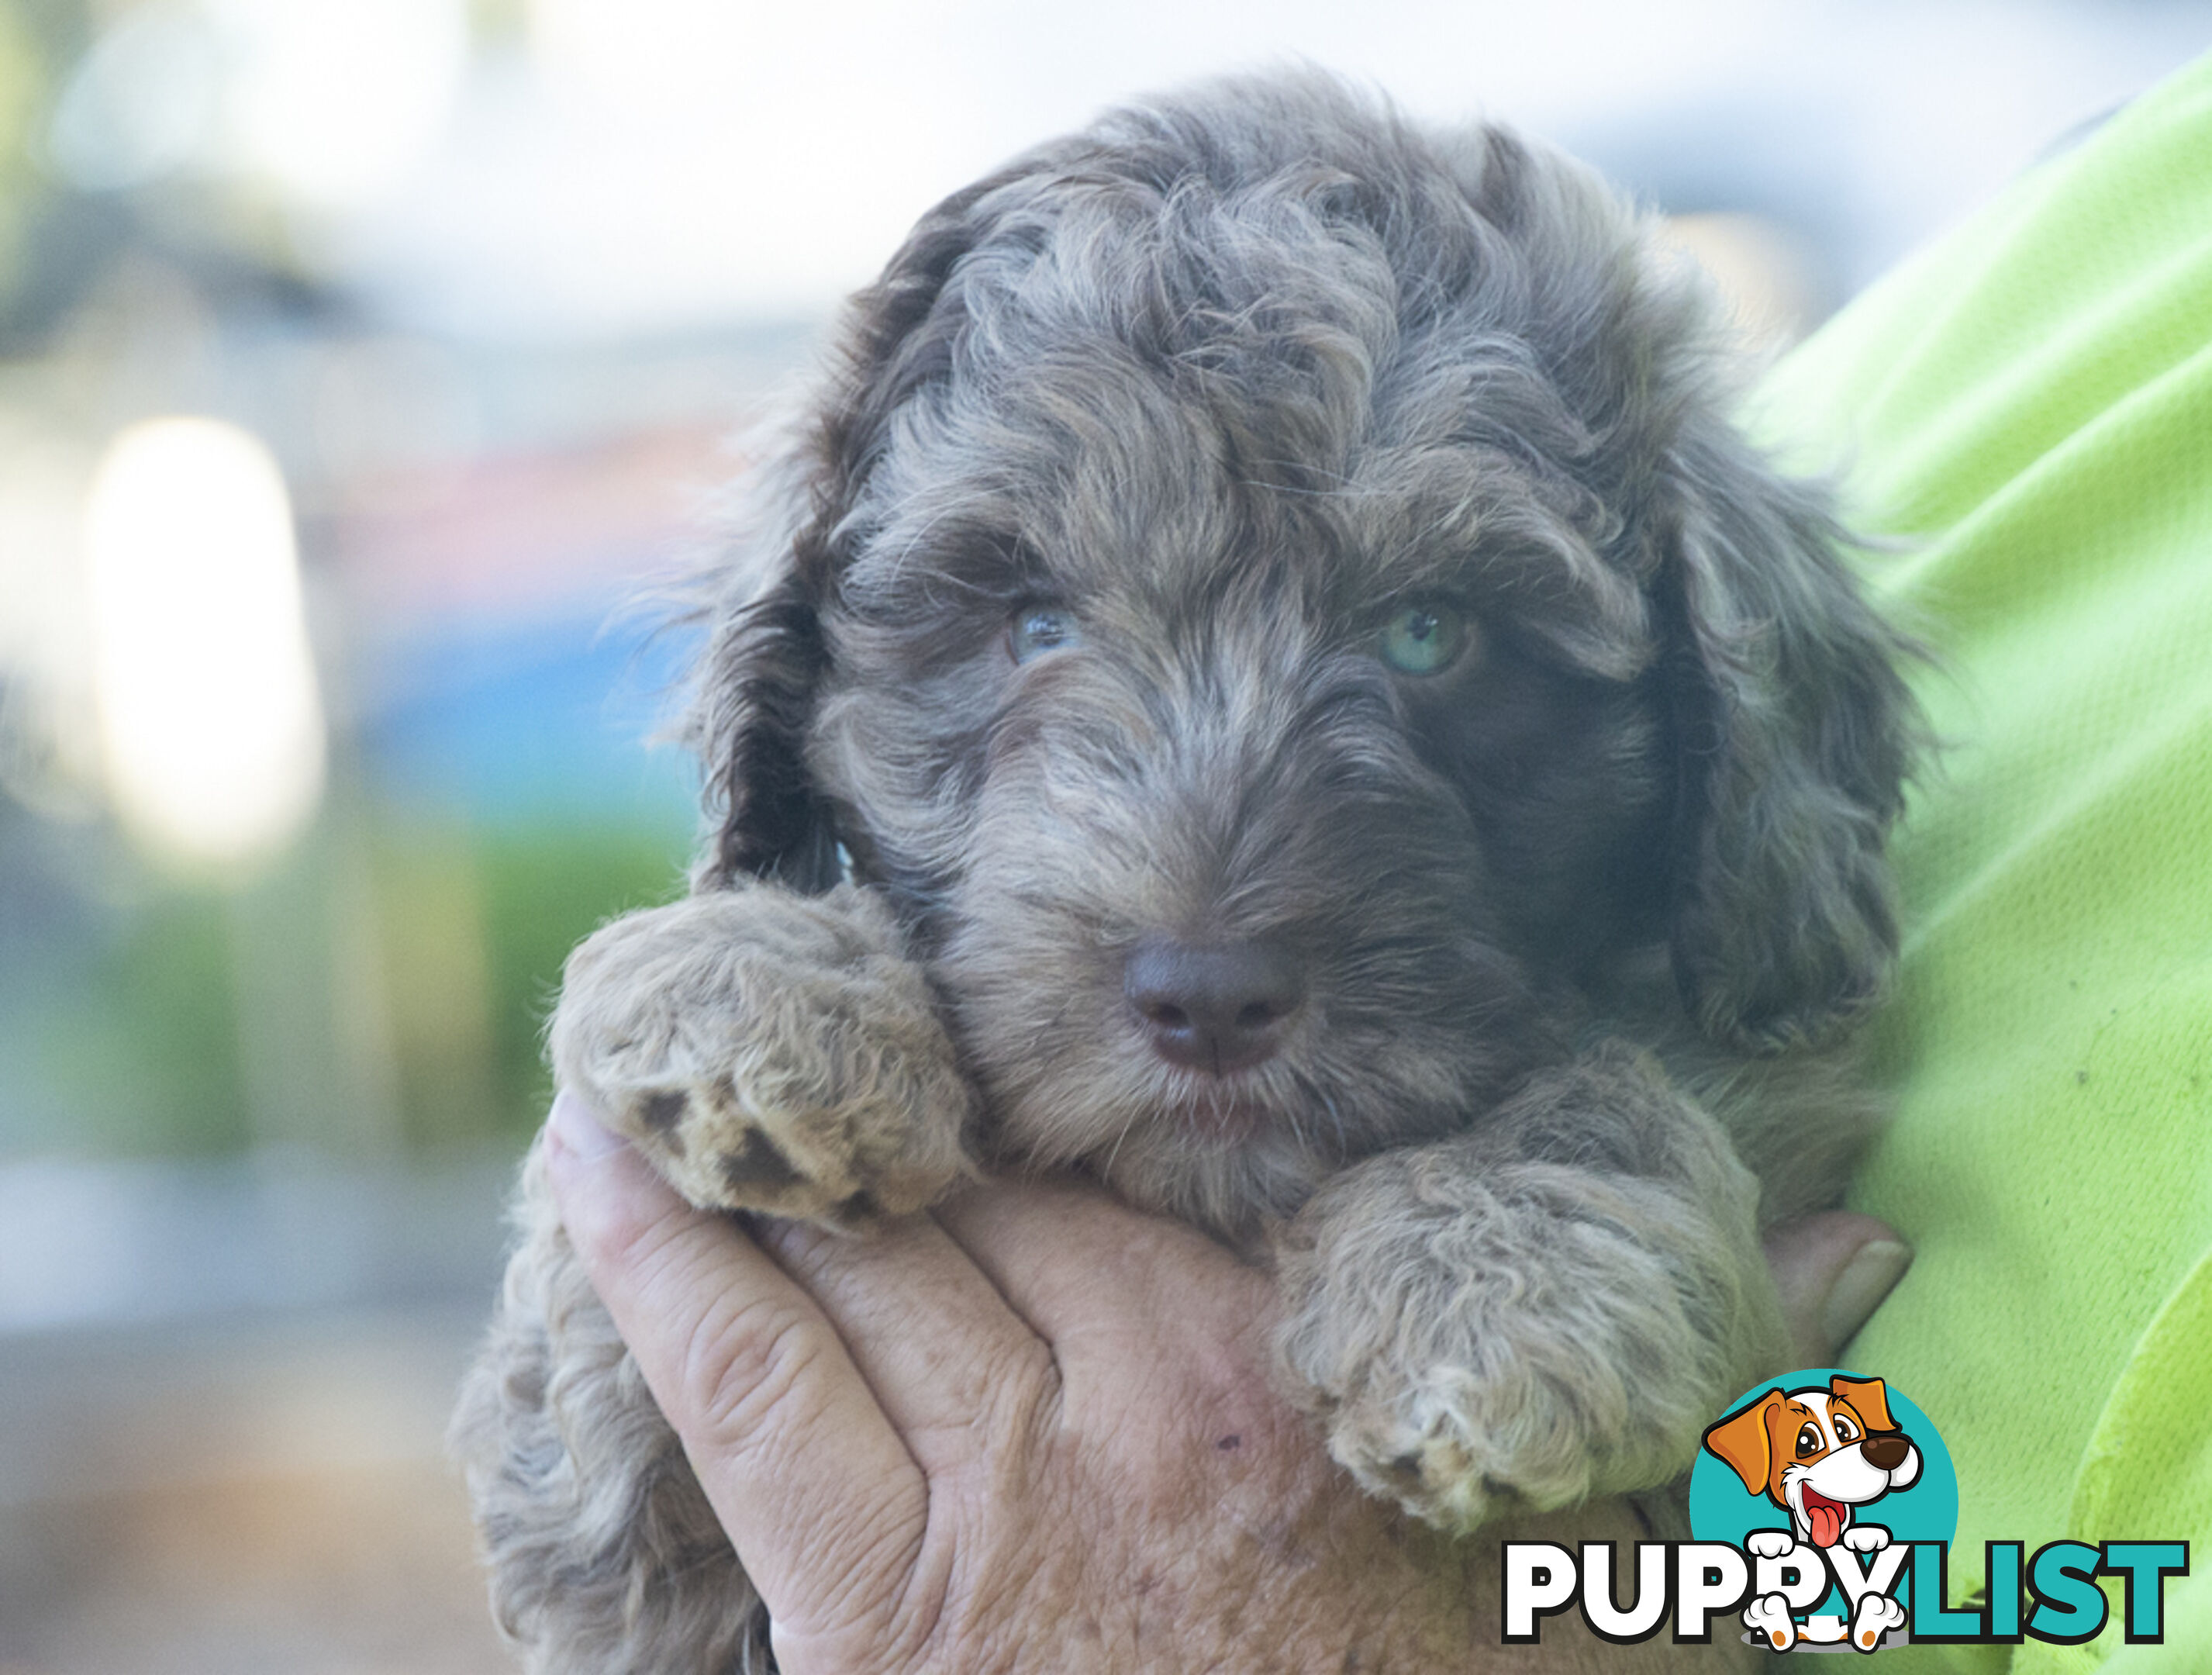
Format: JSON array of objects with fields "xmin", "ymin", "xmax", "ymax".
[
  {"xmin": 1702, "ymin": 1376, "xmax": 1919, "ymax": 1534},
  {"xmin": 688, "ymin": 75, "xmax": 1920, "ymax": 1234}
]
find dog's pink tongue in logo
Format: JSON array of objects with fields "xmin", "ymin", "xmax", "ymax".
[{"xmin": 1802, "ymin": 1488, "xmax": 1848, "ymax": 1548}]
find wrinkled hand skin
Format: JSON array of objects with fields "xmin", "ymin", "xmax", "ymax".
[
  {"xmin": 557, "ymin": 1154, "xmax": 1754, "ymax": 1675},
  {"xmin": 547, "ymin": 883, "xmax": 977, "ymax": 1224},
  {"xmin": 737, "ymin": 1226, "xmax": 1480, "ymax": 1672},
  {"xmin": 744, "ymin": 1421, "xmax": 1724, "ymax": 1673}
]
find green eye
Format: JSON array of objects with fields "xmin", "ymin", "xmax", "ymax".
[
  {"xmin": 1009, "ymin": 604, "xmax": 1082, "ymax": 663},
  {"xmin": 1376, "ymin": 602, "xmax": 1469, "ymax": 675}
]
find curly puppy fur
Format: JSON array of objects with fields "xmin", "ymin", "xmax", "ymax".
[{"xmin": 454, "ymin": 72, "xmax": 1920, "ymax": 1671}]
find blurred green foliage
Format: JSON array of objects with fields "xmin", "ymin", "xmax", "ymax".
[
  {"xmin": 58, "ymin": 884, "xmax": 251, "ymax": 1154},
  {"xmin": 444, "ymin": 822, "xmax": 692, "ymax": 1146},
  {"xmin": 18, "ymin": 813, "xmax": 692, "ymax": 1159},
  {"xmin": 0, "ymin": 1, "xmax": 51, "ymax": 294}
]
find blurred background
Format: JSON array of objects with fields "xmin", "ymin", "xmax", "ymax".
[{"xmin": 0, "ymin": 2, "xmax": 2205, "ymax": 1669}]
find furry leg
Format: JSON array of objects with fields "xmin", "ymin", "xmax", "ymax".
[
  {"xmin": 1272, "ymin": 1041, "xmax": 1789, "ymax": 1531},
  {"xmin": 458, "ymin": 881, "xmax": 979, "ymax": 1670},
  {"xmin": 451, "ymin": 1141, "xmax": 771, "ymax": 1674}
]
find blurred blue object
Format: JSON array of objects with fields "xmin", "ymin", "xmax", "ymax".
[{"xmin": 359, "ymin": 605, "xmax": 700, "ymax": 833}]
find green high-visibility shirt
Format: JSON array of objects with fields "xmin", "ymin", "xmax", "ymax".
[{"xmin": 1753, "ymin": 47, "xmax": 2212, "ymax": 1673}]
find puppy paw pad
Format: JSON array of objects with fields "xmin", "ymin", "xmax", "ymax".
[
  {"xmin": 637, "ymin": 1090, "xmax": 689, "ymax": 1141},
  {"xmin": 718, "ymin": 1128, "xmax": 804, "ymax": 1192}
]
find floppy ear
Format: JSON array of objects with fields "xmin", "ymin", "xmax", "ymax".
[
  {"xmin": 1660, "ymin": 420, "xmax": 1924, "ymax": 1050},
  {"xmin": 1702, "ymin": 1388, "xmax": 1786, "ymax": 1497},
  {"xmin": 1830, "ymin": 1374, "xmax": 1897, "ymax": 1434},
  {"xmin": 691, "ymin": 162, "xmax": 1044, "ymax": 891},
  {"xmin": 692, "ymin": 553, "xmax": 835, "ymax": 890}
]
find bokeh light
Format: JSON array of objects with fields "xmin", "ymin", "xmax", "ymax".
[
  {"xmin": 84, "ymin": 416, "xmax": 326, "ymax": 867},
  {"xmin": 213, "ymin": 0, "xmax": 468, "ymax": 208},
  {"xmin": 45, "ymin": 0, "xmax": 467, "ymax": 205}
]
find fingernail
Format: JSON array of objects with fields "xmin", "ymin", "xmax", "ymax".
[
  {"xmin": 1822, "ymin": 1239, "xmax": 1912, "ymax": 1352},
  {"xmin": 548, "ymin": 1089, "xmax": 626, "ymax": 1162}
]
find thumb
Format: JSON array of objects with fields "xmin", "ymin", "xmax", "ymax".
[
  {"xmin": 1763, "ymin": 1211, "xmax": 1912, "ymax": 1366},
  {"xmin": 540, "ymin": 1090, "xmax": 930, "ymax": 1648}
]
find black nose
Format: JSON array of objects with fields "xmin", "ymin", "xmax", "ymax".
[
  {"xmin": 1124, "ymin": 939, "xmax": 1305, "ymax": 1075},
  {"xmin": 1862, "ymin": 1432, "xmax": 1912, "ymax": 1472}
]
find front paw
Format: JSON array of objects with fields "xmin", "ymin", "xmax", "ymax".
[
  {"xmin": 550, "ymin": 882, "xmax": 977, "ymax": 1224},
  {"xmin": 1272, "ymin": 1142, "xmax": 1765, "ymax": 1531},
  {"xmin": 1851, "ymin": 1593, "xmax": 1907, "ymax": 1650},
  {"xmin": 1291, "ymin": 1345, "xmax": 1535, "ymax": 1532},
  {"xmin": 1279, "ymin": 1309, "xmax": 1615, "ymax": 1530},
  {"xmin": 1743, "ymin": 1594, "xmax": 1800, "ymax": 1652}
]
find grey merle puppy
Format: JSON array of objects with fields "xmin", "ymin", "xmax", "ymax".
[{"xmin": 454, "ymin": 71, "xmax": 1920, "ymax": 1673}]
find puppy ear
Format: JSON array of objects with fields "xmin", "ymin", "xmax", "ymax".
[
  {"xmin": 692, "ymin": 164, "xmax": 1040, "ymax": 891},
  {"xmin": 1829, "ymin": 1374, "xmax": 1898, "ymax": 1434},
  {"xmin": 1660, "ymin": 422, "xmax": 1923, "ymax": 1050},
  {"xmin": 692, "ymin": 554, "xmax": 836, "ymax": 890},
  {"xmin": 1702, "ymin": 1388, "xmax": 1785, "ymax": 1497}
]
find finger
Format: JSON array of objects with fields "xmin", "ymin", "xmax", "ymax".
[
  {"xmin": 542, "ymin": 1091, "xmax": 927, "ymax": 1638},
  {"xmin": 933, "ymin": 1179, "xmax": 1275, "ymax": 1373},
  {"xmin": 749, "ymin": 1211, "xmax": 1058, "ymax": 1476},
  {"xmin": 1763, "ymin": 1210, "xmax": 1913, "ymax": 1365}
]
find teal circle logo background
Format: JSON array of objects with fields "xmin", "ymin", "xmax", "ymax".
[{"xmin": 1689, "ymin": 1367, "xmax": 1958, "ymax": 1611}]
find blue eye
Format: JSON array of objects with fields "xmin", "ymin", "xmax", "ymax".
[
  {"xmin": 1376, "ymin": 602, "xmax": 1470, "ymax": 675},
  {"xmin": 1009, "ymin": 604, "xmax": 1082, "ymax": 663}
]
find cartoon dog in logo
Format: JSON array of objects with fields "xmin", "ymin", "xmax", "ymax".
[
  {"xmin": 1703, "ymin": 1375, "xmax": 1923, "ymax": 1650},
  {"xmin": 1703, "ymin": 1373, "xmax": 1922, "ymax": 1550}
]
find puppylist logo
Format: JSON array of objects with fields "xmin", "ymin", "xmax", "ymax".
[{"xmin": 1501, "ymin": 1369, "xmax": 2190, "ymax": 1653}]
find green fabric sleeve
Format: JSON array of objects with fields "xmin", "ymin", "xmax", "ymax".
[{"xmin": 1751, "ymin": 48, "xmax": 2212, "ymax": 1674}]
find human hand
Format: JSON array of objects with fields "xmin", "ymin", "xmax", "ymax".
[{"xmin": 542, "ymin": 1091, "xmax": 1907, "ymax": 1673}]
